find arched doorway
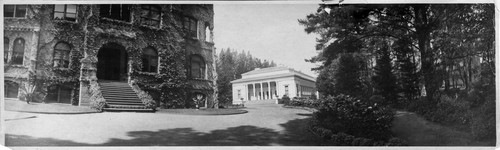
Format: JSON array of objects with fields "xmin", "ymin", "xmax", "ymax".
[{"xmin": 97, "ymin": 43, "xmax": 128, "ymax": 81}]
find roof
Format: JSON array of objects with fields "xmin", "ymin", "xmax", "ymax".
[
  {"xmin": 241, "ymin": 67, "xmax": 290, "ymax": 76},
  {"xmin": 231, "ymin": 67, "xmax": 316, "ymax": 84}
]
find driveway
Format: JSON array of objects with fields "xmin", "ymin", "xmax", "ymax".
[{"xmin": 4, "ymin": 100, "xmax": 331, "ymax": 146}]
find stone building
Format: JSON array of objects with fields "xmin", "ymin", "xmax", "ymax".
[
  {"xmin": 231, "ymin": 67, "xmax": 317, "ymax": 104},
  {"xmin": 4, "ymin": 4, "xmax": 217, "ymax": 110}
]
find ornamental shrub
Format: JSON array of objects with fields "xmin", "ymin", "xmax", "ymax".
[{"xmin": 313, "ymin": 94, "xmax": 395, "ymax": 141}]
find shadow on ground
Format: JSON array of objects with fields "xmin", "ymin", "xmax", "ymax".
[{"xmin": 7, "ymin": 117, "xmax": 332, "ymax": 146}]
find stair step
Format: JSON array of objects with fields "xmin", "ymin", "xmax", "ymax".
[
  {"xmin": 107, "ymin": 104, "xmax": 147, "ymax": 109},
  {"xmin": 107, "ymin": 102, "xmax": 144, "ymax": 105},
  {"xmin": 98, "ymin": 81, "xmax": 148, "ymax": 112},
  {"xmin": 104, "ymin": 96, "xmax": 140, "ymax": 99},
  {"xmin": 102, "ymin": 93, "xmax": 139, "ymax": 96},
  {"xmin": 102, "ymin": 108, "xmax": 154, "ymax": 112}
]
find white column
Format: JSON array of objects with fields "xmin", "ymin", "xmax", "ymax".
[
  {"xmin": 276, "ymin": 82, "xmax": 280, "ymax": 98},
  {"xmin": 260, "ymin": 83, "xmax": 263, "ymax": 100},
  {"xmin": 299, "ymin": 85, "xmax": 302, "ymax": 97},
  {"xmin": 267, "ymin": 82, "xmax": 271, "ymax": 100},
  {"xmin": 253, "ymin": 83, "xmax": 256, "ymax": 100},
  {"xmin": 270, "ymin": 82, "xmax": 274, "ymax": 99}
]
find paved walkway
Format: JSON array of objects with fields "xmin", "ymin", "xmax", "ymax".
[{"xmin": 5, "ymin": 100, "xmax": 331, "ymax": 146}]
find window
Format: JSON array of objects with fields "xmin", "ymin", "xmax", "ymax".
[
  {"xmin": 99, "ymin": 4, "xmax": 131, "ymax": 22},
  {"xmin": 190, "ymin": 55, "xmax": 205, "ymax": 79},
  {"xmin": 142, "ymin": 47, "xmax": 158, "ymax": 73},
  {"xmin": 12, "ymin": 38, "xmax": 25, "ymax": 65},
  {"xmin": 237, "ymin": 90, "xmax": 241, "ymax": 99},
  {"xmin": 204, "ymin": 23, "xmax": 211, "ymax": 42},
  {"xmin": 284, "ymin": 85, "xmax": 289, "ymax": 96},
  {"xmin": 183, "ymin": 17, "xmax": 198, "ymax": 38},
  {"xmin": 54, "ymin": 4, "xmax": 77, "ymax": 21},
  {"xmin": 46, "ymin": 85, "xmax": 72, "ymax": 104},
  {"xmin": 4, "ymin": 37, "xmax": 9, "ymax": 63},
  {"xmin": 4, "ymin": 5, "xmax": 27, "ymax": 18},
  {"xmin": 140, "ymin": 5, "xmax": 161, "ymax": 27},
  {"xmin": 4, "ymin": 81, "xmax": 19, "ymax": 98},
  {"xmin": 53, "ymin": 42, "xmax": 71, "ymax": 68},
  {"xmin": 296, "ymin": 84, "xmax": 299, "ymax": 96}
]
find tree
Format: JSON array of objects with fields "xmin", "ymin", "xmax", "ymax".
[
  {"xmin": 300, "ymin": 4, "xmax": 494, "ymax": 104},
  {"xmin": 216, "ymin": 48, "xmax": 277, "ymax": 105},
  {"xmin": 393, "ymin": 38, "xmax": 419, "ymax": 102},
  {"xmin": 372, "ymin": 43, "xmax": 398, "ymax": 107}
]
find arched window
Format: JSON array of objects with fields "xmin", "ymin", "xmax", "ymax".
[
  {"xmin": 205, "ymin": 23, "xmax": 211, "ymax": 42},
  {"xmin": 53, "ymin": 42, "xmax": 71, "ymax": 68},
  {"xmin": 4, "ymin": 80, "xmax": 19, "ymax": 98},
  {"xmin": 190, "ymin": 55, "xmax": 205, "ymax": 79},
  {"xmin": 12, "ymin": 38, "xmax": 25, "ymax": 65},
  {"xmin": 142, "ymin": 47, "xmax": 158, "ymax": 73},
  {"xmin": 140, "ymin": 5, "xmax": 161, "ymax": 27},
  {"xmin": 4, "ymin": 37, "xmax": 9, "ymax": 63}
]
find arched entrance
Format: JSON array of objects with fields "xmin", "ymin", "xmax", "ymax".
[{"xmin": 97, "ymin": 43, "xmax": 128, "ymax": 81}]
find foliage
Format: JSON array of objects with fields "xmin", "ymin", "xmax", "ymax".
[
  {"xmin": 279, "ymin": 95, "xmax": 291, "ymax": 104},
  {"xmin": 285, "ymin": 97, "xmax": 320, "ymax": 108},
  {"xmin": 393, "ymin": 37, "xmax": 420, "ymax": 103},
  {"xmin": 471, "ymin": 93, "xmax": 495, "ymax": 140},
  {"xmin": 312, "ymin": 95, "xmax": 395, "ymax": 141},
  {"xmin": 130, "ymin": 81, "xmax": 156, "ymax": 110},
  {"xmin": 216, "ymin": 48, "xmax": 277, "ymax": 105},
  {"xmin": 316, "ymin": 53, "xmax": 371, "ymax": 99},
  {"xmin": 88, "ymin": 81, "xmax": 106, "ymax": 111},
  {"xmin": 372, "ymin": 43, "xmax": 399, "ymax": 107},
  {"xmin": 300, "ymin": 4, "xmax": 495, "ymax": 104},
  {"xmin": 309, "ymin": 122, "xmax": 407, "ymax": 146}
]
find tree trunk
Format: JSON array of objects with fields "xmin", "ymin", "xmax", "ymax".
[{"xmin": 414, "ymin": 5, "xmax": 438, "ymax": 104}]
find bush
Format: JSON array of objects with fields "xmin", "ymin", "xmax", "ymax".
[
  {"xmin": 280, "ymin": 95, "xmax": 290, "ymax": 104},
  {"xmin": 471, "ymin": 92, "xmax": 495, "ymax": 140},
  {"xmin": 285, "ymin": 97, "xmax": 320, "ymax": 108},
  {"xmin": 313, "ymin": 94, "xmax": 395, "ymax": 141},
  {"xmin": 386, "ymin": 137, "xmax": 407, "ymax": 146}
]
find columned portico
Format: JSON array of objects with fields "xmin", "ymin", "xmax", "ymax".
[{"xmin": 231, "ymin": 67, "xmax": 317, "ymax": 104}]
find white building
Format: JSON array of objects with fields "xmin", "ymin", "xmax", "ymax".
[{"xmin": 231, "ymin": 67, "xmax": 316, "ymax": 104}]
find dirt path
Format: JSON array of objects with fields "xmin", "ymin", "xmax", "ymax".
[{"xmin": 391, "ymin": 111, "xmax": 493, "ymax": 146}]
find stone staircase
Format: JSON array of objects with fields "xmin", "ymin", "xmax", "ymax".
[{"xmin": 99, "ymin": 81, "xmax": 154, "ymax": 112}]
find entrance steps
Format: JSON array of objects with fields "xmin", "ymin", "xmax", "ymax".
[
  {"xmin": 241, "ymin": 99, "xmax": 278, "ymax": 105},
  {"xmin": 99, "ymin": 81, "xmax": 154, "ymax": 112}
]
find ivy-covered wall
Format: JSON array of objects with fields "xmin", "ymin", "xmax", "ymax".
[{"xmin": 4, "ymin": 4, "xmax": 217, "ymax": 108}]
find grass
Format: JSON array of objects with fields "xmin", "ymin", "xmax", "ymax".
[{"xmin": 5, "ymin": 99, "xmax": 100, "ymax": 114}]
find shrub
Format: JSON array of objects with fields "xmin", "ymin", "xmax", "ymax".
[
  {"xmin": 313, "ymin": 94, "xmax": 395, "ymax": 141},
  {"xmin": 471, "ymin": 93, "xmax": 495, "ymax": 140},
  {"xmin": 285, "ymin": 97, "xmax": 321, "ymax": 108},
  {"xmin": 281, "ymin": 95, "xmax": 291, "ymax": 104},
  {"xmin": 386, "ymin": 137, "xmax": 407, "ymax": 146}
]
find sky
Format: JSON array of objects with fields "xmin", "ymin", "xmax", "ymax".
[{"xmin": 214, "ymin": 4, "xmax": 321, "ymax": 78}]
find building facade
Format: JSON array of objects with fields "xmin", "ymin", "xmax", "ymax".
[
  {"xmin": 231, "ymin": 67, "xmax": 316, "ymax": 104},
  {"xmin": 4, "ymin": 4, "xmax": 217, "ymax": 109}
]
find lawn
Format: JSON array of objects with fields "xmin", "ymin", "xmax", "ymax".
[{"xmin": 4, "ymin": 99, "xmax": 99, "ymax": 114}]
